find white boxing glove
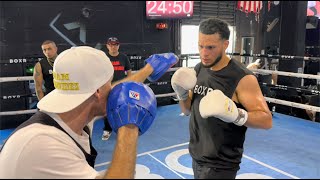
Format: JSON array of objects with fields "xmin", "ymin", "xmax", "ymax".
[
  {"xmin": 199, "ymin": 90, "xmax": 248, "ymax": 126},
  {"xmin": 171, "ymin": 67, "xmax": 197, "ymax": 101}
]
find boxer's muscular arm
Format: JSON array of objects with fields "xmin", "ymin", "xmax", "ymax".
[
  {"xmin": 33, "ymin": 62, "xmax": 45, "ymax": 100},
  {"xmin": 235, "ymin": 75, "xmax": 272, "ymax": 129}
]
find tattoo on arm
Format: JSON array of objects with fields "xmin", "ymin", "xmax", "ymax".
[
  {"xmin": 36, "ymin": 90, "xmax": 44, "ymax": 100},
  {"xmin": 35, "ymin": 68, "xmax": 41, "ymax": 76}
]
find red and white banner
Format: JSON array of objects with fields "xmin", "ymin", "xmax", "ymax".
[{"xmin": 237, "ymin": 1, "xmax": 263, "ymax": 15}]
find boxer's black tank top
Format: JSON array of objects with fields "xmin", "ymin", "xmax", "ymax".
[
  {"xmin": 39, "ymin": 59, "xmax": 55, "ymax": 94},
  {"xmin": 189, "ymin": 58, "xmax": 253, "ymax": 169}
]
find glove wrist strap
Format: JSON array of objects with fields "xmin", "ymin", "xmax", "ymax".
[
  {"xmin": 233, "ymin": 108, "xmax": 248, "ymax": 126},
  {"xmin": 177, "ymin": 92, "xmax": 189, "ymax": 101}
]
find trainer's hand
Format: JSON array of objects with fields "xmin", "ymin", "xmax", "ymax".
[
  {"xmin": 145, "ymin": 53, "xmax": 178, "ymax": 82},
  {"xmin": 199, "ymin": 90, "xmax": 248, "ymax": 126},
  {"xmin": 107, "ymin": 82, "xmax": 157, "ymax": 135},
  {"xmin": 171, "ymin": 67, "xmax": 197, "ymax": 101}
]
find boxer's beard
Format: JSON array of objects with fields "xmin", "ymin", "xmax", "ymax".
[{"xmin": 201, "ymin": 54, "xmax": 222, "ymax": 68}]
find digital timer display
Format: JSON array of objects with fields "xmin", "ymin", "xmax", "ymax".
[{"xmin": 146, "ymin": 1, "xmax": 194, "ymax": 19}]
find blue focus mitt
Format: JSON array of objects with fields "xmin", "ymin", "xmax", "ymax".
[
  {"xmin": 145, "ymin": 53, "xmax": 179, "ymax": 82},
  {"xmin": 107, "ymin": 82, "xmax": 157, "ymax": 135}
]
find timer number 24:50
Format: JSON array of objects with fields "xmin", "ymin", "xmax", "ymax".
[{"xmin": 147, "ymin": 1, "xmax": 193, "ymax": 14}]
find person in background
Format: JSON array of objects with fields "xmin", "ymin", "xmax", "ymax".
[
  {"xmin": 33, "ymin": 40, "xmax": 58, "ymax": 100},
  {"xmin": 102, "ymin": 37, "xmax": 132, "ymax": 140}
]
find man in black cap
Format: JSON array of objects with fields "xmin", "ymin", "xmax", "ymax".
[{"xmin": 102, "ymin": 37, "xmax": 132, "ymax": 140}]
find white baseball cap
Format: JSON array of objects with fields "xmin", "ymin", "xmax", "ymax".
[{"xmin": 37, "ymin": 46, "xmax": 114, "ymax": 113}]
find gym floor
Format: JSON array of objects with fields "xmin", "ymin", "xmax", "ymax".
[{"xmin": 1, "ymin": 104, "xmax": 320, "ymax": 179}]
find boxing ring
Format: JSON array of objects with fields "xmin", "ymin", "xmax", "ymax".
[
  {"xmin": 1, "ymin": 53, "xmax": 319, "ymax": 116},
  {"xmin": 1, "ymin": 71, "xmax": 319, "ymax": 116},
  {"xmin": 0, "ymin": 53, "xmax": 320, "ymax": 178},
  {"xmin": 0, "ymin": 103, "xmax": 319, "ymax": 178}
]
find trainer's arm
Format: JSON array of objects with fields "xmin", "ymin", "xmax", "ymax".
[
  {"xmin": 236, "ymin": 75, "xmax": 272, "ymax": 129},
  {"xmin": 102, "ymin": 125, "xmax": 139, "ymax": 179},
  {"xmin": 33, "ymin": 62, "xmax": 45, "ymax": 100},
  {"xmin": 112, "ymin": 64, "xmax": 153, "ymax": 88}
]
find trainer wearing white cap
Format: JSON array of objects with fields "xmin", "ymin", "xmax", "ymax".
[{"xmin": 0, "ymin": 46, "xmax": 179, "ymax": 179}]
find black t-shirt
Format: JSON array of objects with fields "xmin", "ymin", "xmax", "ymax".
[
  {"xmin": 39, "ymin": 59, "xmax": 55, "ymax": 94},
  {"xmin": 189, "ymin": 58, "xmax": 253, "ymax": 169},
  {"xmin": 106, "ymin": 52, "xmax": 132, "ymax": 82}
]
